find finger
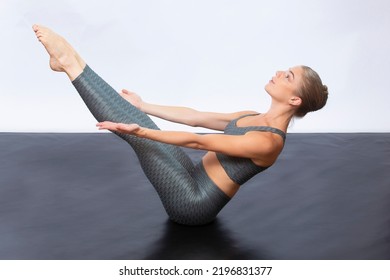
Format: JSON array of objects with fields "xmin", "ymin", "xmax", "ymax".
[
  {"xmin": 96, "ymin": 123, "xmax": 107, "ymax": 130},
  {"xmin": 96, "ymin": 121, "xmax": 115, "ymax": 128},
  {"xmin": 96, "ymin": 124, "xmax": 107, "ymax": 130}
]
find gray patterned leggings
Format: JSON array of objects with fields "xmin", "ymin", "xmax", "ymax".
[{"xmin": 71, "ymin": 65, "xmax": 230, "ymax": 225}]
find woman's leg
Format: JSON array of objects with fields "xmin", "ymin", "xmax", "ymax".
[
  {"xmin": 33, "ymin": 25, "xmax": 230, "ymax": 225},
  {"xmin": 32, "ymin": 25, "xmax": 193, "ymax": 171},
  {"xmin": 71, "ymin": 65, "xmax": 194, "ymax": 171},
  {"xmin": 72, "ymin": 65, "xmax": 230, "ymax": 225}
]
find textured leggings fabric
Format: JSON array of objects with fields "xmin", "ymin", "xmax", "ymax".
[{"xmin": 71, "ymin": 65, "xmax": 230, "ymax": 225}]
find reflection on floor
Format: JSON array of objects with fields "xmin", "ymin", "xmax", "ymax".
[{"xmin": 0, "ymin": 133, "xmax": 389, "ymax": 259}]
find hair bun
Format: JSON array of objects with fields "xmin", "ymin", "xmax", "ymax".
[{"xmin": 323, "ymin": 84, "xmax": 328, "ymax": 94}]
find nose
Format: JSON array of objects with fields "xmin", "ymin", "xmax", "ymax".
[{"xmin": 276, "ymin": 71, "xmax": 283, "ymax": 77}]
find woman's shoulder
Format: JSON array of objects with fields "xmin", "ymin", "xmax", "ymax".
[{"xmin": 247, "ymin": 132, "xmax": 285, "ymax": 166}]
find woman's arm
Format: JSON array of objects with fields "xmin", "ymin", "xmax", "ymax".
[
  {"xmin": 97, "ymin": 122, "xmax": 281, "ymax": 164},
  {"xmin": 120, "ymin": 89, "xmax": 257, "ymax": 131}
]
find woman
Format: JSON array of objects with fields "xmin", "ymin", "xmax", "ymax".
[{"xmin": 33, "ymin": 24, "xmax": 328, "ymax": 226}]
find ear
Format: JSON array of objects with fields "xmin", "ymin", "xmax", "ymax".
[{"xmin": 289, "ymin": 96, "xmax": 302, "ymax": 107}]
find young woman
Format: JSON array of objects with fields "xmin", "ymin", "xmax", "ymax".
[{"xmin": 33, "ymin": 24, "xmax": 328, "ymax": 226}]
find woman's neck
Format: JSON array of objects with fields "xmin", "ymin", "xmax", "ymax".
[{"xmin": 261, "ymin": 104, "xmax": 294, "ymax": 131}]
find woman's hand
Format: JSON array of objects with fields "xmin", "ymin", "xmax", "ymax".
[
  {"xmin": 97, "ymin": 121, "xmax": 141, "ymax": 135},
  {"xmin": 119, "ymin": 89, "xmax": 143, "ymax": 110}
]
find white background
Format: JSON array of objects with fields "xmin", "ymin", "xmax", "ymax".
[{"xmin": 1, "ymin": 0, "xmax": 389, "ymax": 133}]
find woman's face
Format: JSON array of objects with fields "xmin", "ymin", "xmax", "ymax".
[{"xmin": 265, "ymin": 66, "xmax": 303, "ymax": 104}]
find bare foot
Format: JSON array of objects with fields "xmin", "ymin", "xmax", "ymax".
[{"xmin": 33, "ymin": 24, "xmax": 85, "ymax": 80}]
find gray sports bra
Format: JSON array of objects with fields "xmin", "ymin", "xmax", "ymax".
[{"xmin": 216, "ymin": 114, "xmax": 286, "ymax": 185}]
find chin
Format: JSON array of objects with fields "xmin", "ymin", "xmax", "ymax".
[{"xmin": 264, "ymin": 83, "xmax": 272, "ymax": 94}]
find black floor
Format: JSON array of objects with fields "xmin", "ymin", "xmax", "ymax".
[{"xmin": 0, "ymin": 133, "xmax": 389, "ymax": 259}]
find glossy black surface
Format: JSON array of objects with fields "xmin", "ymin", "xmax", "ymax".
[{"xmin": 0, "ymin": 133, "xmax": 389, "ymax": 259}]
